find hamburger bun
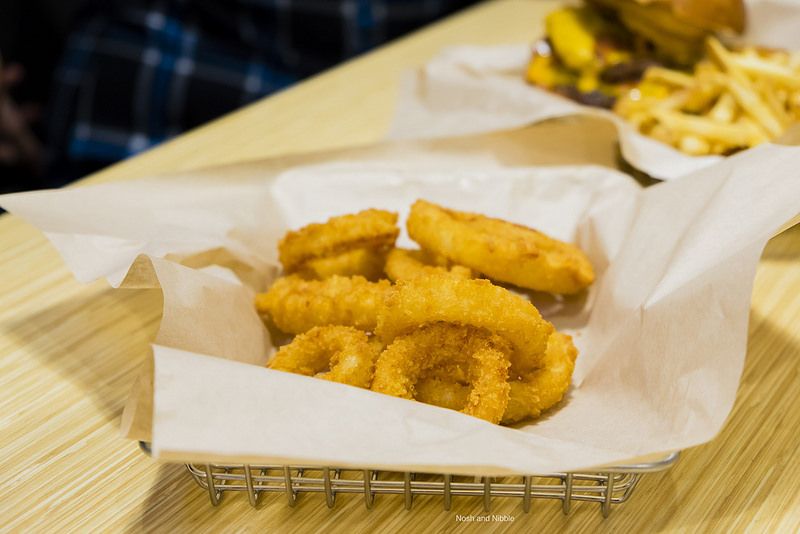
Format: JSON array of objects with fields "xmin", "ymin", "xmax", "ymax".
[
  {"xmin": 648, "ymin": 0, "xmax": 745, "ymax": 33},
  {"xmin": 587, "ymin": 0, "xmax": 746, "ymax": 63}
]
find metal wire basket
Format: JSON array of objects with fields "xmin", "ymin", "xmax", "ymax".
[{"xmin": 139, "ymin": 444, "xmax": 678, "ymax": 517}]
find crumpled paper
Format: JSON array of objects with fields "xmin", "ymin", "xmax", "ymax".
[
  {"xmin": 1, "ymin": 127, "xmax": 799, "ymax": 475},
  {"xmin": 387, "ymin": 0, "xmax": 800, "ymax": 181}
]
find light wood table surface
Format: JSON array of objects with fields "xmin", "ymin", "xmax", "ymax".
[{"xmin": 3, "ymin": 0, "xmax": 800, "ymax": 532}]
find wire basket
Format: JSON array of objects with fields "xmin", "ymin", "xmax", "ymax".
[{"xmin": 140, "ymin": 444, "xmax": 678, "ymax": 517}]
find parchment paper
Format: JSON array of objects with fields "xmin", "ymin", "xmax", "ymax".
[
  {"xmin": 387, "ymin": 0, "xmax": 800, "ymax": 181},
  {"xmin": 2, "ymin": 126, "xmax": 799, "ymax": 475}
]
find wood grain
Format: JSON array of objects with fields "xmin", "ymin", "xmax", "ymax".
[{"xmin": 2, "ymin": 1, "xmax": 800, "ymax": 532}]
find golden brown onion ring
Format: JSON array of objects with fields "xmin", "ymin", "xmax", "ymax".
[
  {"xmin": 416, "ymin": 331, "xmax": 578, "ymax": 425},
  {"xmin": 375, "ymin": 276, "xmax": 553, "ymax": 375},
  {"xmin": 406, "ymin": 199, "xmax": 594, "ymax": 295},
  {"xmin": 371, "ymin": 322, "xmax": 512, "ymax": 424},
  {"xmin": 383, "ymin": 247, "xmax": 474, "ymax": 282},
  {"xmin": 255, "ymin": 275, "xmax": 391, "ymax": 334},
  {"xmin": 414, "ymin": 376, "xmax": 470, "ymax": 412},
  {"xmin": 267, "ymin": 325, "xmax": 377, "ymax": 388},
  {"xmin": 415, "ymin": 377, "xmax": 470, "ymax": 412},
  {"xmin": 278, "ymin": 209, "xmax": 399, "ymax": 274},
  {"xmin": 501, "ymin": 331, "xmax": 578, "ymax": 424},
  {"xmin": 295, "ymin": 245, "xmax": 390, "ymax": 281}
]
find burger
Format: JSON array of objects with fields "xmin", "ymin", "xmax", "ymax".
[{"xmin": 527, "ymin": 0, "xmax": 747, "ymax": 108}]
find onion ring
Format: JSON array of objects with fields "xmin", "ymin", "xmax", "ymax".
[
  {"xmin": 255, "ymin": 275, "xmax": 391, "ymax": 334},
  {"xmin": 267, "ymin": 325, "xmax": 377, "ymax": 388},
  {"xmin": 414, "ymin": 376, "xmax": 470, "ymax": 411},
  {"xmin": 406, "ymin": 199, "xmax": 594, "ymax": 294},
  {"xmin": 371, "ymin": 322, "xmax": 512, "ymax": 423},
  {"xmin": 415, "ymin": 331, "xmax": 578, "ymax": 425},
  {"xmin": 383, "ymin": 247, "xmax": 473, "ymax": 282},
  {"xmin": 375, "ymin": 276, "xmax": 553, "ymax": 375},
  {"xmin": 278, "ymin": 209, "xmax": 399, "ymax": 274},
  {"xmin": 501, "ymin": 331, "xmax": 578, "ymax": 424},
  {"xmin": 295, "ymin": 245, "xmax": 389, "ymax": 281}
]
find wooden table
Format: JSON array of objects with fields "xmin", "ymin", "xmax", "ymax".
[{"xmin": 3, "ymin": 0, "xmax": 800, "ymax": 531}]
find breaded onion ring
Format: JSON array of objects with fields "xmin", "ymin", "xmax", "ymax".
[
  {"xmin": 414, "ymin": 376, "xmax": 470, "ymax": 411},
  {"xmin": 295, "ymin": 246, "xmax": 389, "ymax": 281},
  {"xmin": 501, "ymin": 331, "xmax": 578, "ymax": 424},
  {"xmin": 415, "ymin": 331, "xmax": 578, "ymax": 425},
  {"xmin": 383, "ymin": 247, "xmax": 474, "ymax": 282},
  {"xmin": 375, "ymin": 276, "xmax": 553, "ymax": 375},
  {"xmin": 415, "ymin": 377, "xmax": 469, "ymax": 412},
  {"xmin": 278, "ymin": 209, "xmax": 399, "ymax": 273},
  {"xmin": 371, "ymin": 323, "xmax": 512, "ymax": 423},
  {"xmin": 268, "ymin": 325, "xmax": 377, "ymax": 388},
  {"xmin": 406, "ymin": 199, "xmax": 594, "ymax": 294},
  {"xmin": 255, "ymin": 275, "xmax": 391, "ymax": 334}
]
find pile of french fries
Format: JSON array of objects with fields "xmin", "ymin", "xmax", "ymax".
[{"xmin": 615, "ymin": 36, "xmax": 800, "ymax": 156}]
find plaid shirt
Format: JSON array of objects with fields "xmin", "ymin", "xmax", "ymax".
[{"xmin": 45, "ymin": 0, "xmax": 477, "ymax": 184}]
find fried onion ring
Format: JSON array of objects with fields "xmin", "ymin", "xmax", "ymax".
[
  {"xmin": 371, "ymin": 323, "xmax": 512, "ymax": 423},
  {"xmin": 501, "ymin": 331, "xmax": 578, "ymax": 424},
  {"xmin": 267, "ymin": 325, "xmax": 377, "ymax": 388},
  {"xmin": 375, "ymin": 276, "xmax": 553, "ymax": 375},
  {"xmin": 295, "ymin": 245, "xmax": 389, "ymax": 281},
  {"xmin": 406, "ymin": 199, "xmax": 594, "ymax": 294},
  {"xmin": 384, "ymin": 247, "xmax": 474, "ymax": 282},
  {"xmin": 415, "ymin": 331, "xmax": 578, "ymax": 425},
  {"xmin": 415, "ymin": 377, "xmax": 469, "ymax": 412},
  {"xmin": 278, "ymin": 209, "xmax": 399, "ymax": 274},
  {"xmin": 414, "ymin": 376, "xmax": 470, "ymax": 411},
  {"xmin": 255, "ymin": 275, "xmax": 391, "ymax": 334}
]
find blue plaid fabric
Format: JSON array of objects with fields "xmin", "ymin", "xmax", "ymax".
[{"xmin": 44, "ymin": 0, "xmax": 477, "ymax": 184}]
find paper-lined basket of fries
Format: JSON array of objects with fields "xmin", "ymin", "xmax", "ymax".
[{"xmin": 389, "ymin": 0, "xmax": 800, "ymax": 180}]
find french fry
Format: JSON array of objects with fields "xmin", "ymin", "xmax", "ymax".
[
  {"xmin": 643, "ymin": 66, "xmax": 696, "ymax": 88},
  {"xmin": 755, "ymin": 77, "xmax": 793, "ymax": 129},
  {"xmin": 650, "ymin": 109, "xmax": 760, "ymax": 147},
  {"xmin": 615, "ymin": 89, "xmax": 690, "ymax": 118},
  {"xmin": 682, "ymin": 83, "xmax": 723, "ymax": 114},
  {"xmin": 728, "ymin": 53, "xmax": 800, "ymax": 90},
  {"xmin": 736, "ymin": 115, "xmax": 771, "ymax": 145},
  {"xmin": 648, "ymin": 122, "xmax": 678, "ymax": 146},
  {"xmin": 709, "ymin": 142, "xmax": 733, "ymax": 155},
  {"xmin": 706, "ymin": 37, "xmax": 784, "ymax": 137},
  {"xmin": 724, "ymin": 76, "xmax": 784, "ymax": 137},
  {"xmin": 678, "ymin": 134, "xmax": 711, "ymax": 156},
  {"xmin": 789, "ymin": 90, "xmax": 800, "ymax": 117},
  {"xmin": 662, "ymin": 90, "xmax": 692, "ymax": 110},
  {"xmin": 708, "ymin": 92, "xmax": 737, "ymax": 123},
  {"xmin": 627, "ymin": 111, "xmax": 652, "ymax": 131}
]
